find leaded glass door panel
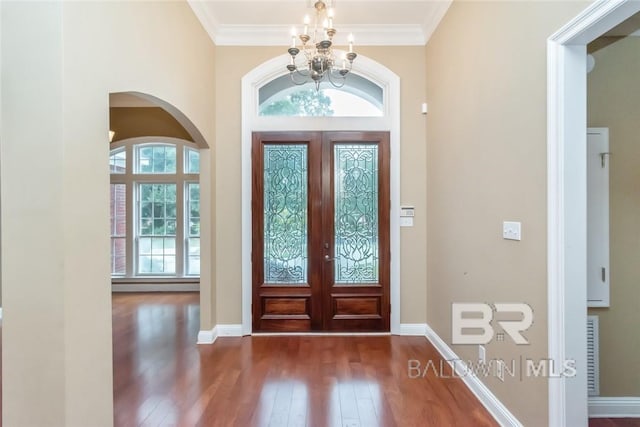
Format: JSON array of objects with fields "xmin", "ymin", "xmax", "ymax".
[
  {"xmin": 321, "ymin": 132, "xmax": 390, "ymax": 331},
  {"xmin": 252, "ymin": 131, "xmax": 389, "ymax": 332}
]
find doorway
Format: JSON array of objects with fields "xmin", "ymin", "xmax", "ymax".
[
  {"xmin": 252, "ymin": 131, "xmax": 390, "ymax": 332},
  {"xmin": 548, "ymin": 1, "xmax": 640, "ymax": 424}
]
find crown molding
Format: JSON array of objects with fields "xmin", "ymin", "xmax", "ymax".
[
  {"xmin": 212, "ymin": 24, "xmax": 426, "ymax": 46},
  {"xmin": 188, "ymin": 0, "xmax": 220, "ymax": 44},
  {"xmin": 422, "ymin": 0, "xmax": 451, "ymax": 43},
  {"xmin": 188, "ymin": 1, "xmax": 452, "ymax": 46}
]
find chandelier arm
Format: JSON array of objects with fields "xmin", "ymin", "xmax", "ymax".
[
  {"xmin": 289, "ymin": 70, "xmax": 310, "ymax": 86},
  {"xmin": 327, "ymin": 70, "xmax": 347, "ymax": 89}
]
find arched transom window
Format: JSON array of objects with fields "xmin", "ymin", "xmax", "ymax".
[{"xmin": 258, "ymin": 73, "xmax": 384, "ymax": 117}]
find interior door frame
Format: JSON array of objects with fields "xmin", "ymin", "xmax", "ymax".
[
  {"xmin": 241, "ymin": 52, "xmax": 401, "ymax": 335},
  {"xmin": 547, "ymin": 1, "xmax": 640, "ymax": 425}
]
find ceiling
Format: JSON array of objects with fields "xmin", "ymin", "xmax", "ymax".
[
  {"xmin": 587, "ymin": 11, "xmax": 640, "ymax": 54},
  {"xmin": 602, "ymin": 11, "xmax": 640, "ymax": 37},
  {"xmin": 110, "ymin": 93, "xmax": 157, "ymax": 108},
  {"xmin": 188, "ymin": 0, "xmax": 452, "ymax": 46}
]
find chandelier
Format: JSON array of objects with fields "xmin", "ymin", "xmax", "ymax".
[{"xmin": 286, "ymin": 0, "xmax": 357, "ymax": 90}]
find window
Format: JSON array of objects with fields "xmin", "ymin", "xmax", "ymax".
[
  {"xmin": 138, "ymin": 183, "xmax": 177, "ymax": 274},
  {"xmin": 110, "ymin": 184, "xmax": 126, "ymax": 275},
  {"xmin": 186, "ymin": 183, "xmax": 200, "ymax": 275},
  {"xmin": 258, "ymin": 73, "xmax": 384, "ymax": 117},
  {"xmin": 110, "ymin": 148, "xmax": 126, "ymax": 174},
  {"xmin": 185, "ymin": 148, "xmax": 200, "ymax": 174},
  {"xmin": 110, "ymin": 139, "xmax": 200, "ymax": 279},
  {"xmin": 137, "ymin": 145, "xmax": 176, "ymax": 174}
]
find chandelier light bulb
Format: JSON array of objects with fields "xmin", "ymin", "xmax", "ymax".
[{"xmin": 303, "ymin": 15, "xmax": 310, "ymax": 35}]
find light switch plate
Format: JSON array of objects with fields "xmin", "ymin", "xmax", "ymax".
[
  {"xmin": 400, "ymin": 217, "xmax": 414, "ymax": 227},
  {"xmin": 503, "ymin": 221, "xmax": 521, "ymax": 241}
]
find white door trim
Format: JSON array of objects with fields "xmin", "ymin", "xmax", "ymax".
[
  {"xmin": 547, "ymin": 1, "xmax": 640, "ymax": 425},
  {"xmin": 241, "ymin": 53, "xmax": 401, "ymax": 335}
]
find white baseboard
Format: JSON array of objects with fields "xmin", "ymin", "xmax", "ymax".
[
  {"xmin": 217, "ymin": 324, "xmax": 243, "ymax": 337},
  {"xmin": 252, "ymin": 332, "xmax": 390, "ymax": 336},
  {"xmin": 112, "ymin": 284, "xmax": 199, "ymax": 292},
  {"xmin": 197, "ymin": 326, "xmax": 218, "ymax": 344},
  {"xmin": 197, "ymin": 324, "xmax": 243, "ymax": 344},
  {"xmin": 400, "ymin": 323, "xmax": 428, "ymax": 336},
  {"xmin": 424, "ymin": 324, "xmax": 523, "ymax": 427},
  {"xmin": 589, "ymin": 397, "xmax": 640, "ymax": 418}
]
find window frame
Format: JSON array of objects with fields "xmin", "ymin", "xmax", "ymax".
[
  {"xmin": 110, "ymin": 137, "xmax": 200, "ymax": 280},
  {"xmin": 136, "ymin": 182, "xmax": 178, "ymax": 276},
  {"xmin": 110, "ymin": 183, "xmax": 127, "ymax": 276},
  {"xmin": 185, "ymin": 181, "xmax": 200, "ymax": 276}
]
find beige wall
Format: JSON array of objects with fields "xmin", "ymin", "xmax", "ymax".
[
  {"xmin": 587, "ymin": 35, "xmax": 640, "ymax": 397},
  {"xmin": 1, "ymin": 1, "xmax": 216, "ymax": 425},
  {"xmin": 425, "ymin": 1, "xmax": 587, "ymax": 425},
  {"xmin": 213, "ymin": 46, "xmax": 428, "ymax": 325}
]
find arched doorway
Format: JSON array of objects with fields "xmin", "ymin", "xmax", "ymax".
[{"xmin": 108, "ymin": 91, "xmax": 212, "ymax": 325}]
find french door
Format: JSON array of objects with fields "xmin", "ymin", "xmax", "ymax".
[{"xmin": 252, "ymin": 131, "xmax": 390, "ymax": 332}]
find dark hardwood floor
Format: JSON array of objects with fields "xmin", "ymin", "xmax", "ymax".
[
  {"xmin": 112, "ymin": 292, "xmax": 498, "ymax": 426},
  {"xmin": 590, "ymin": 419, "xmax": 640, "ymax": 427},
  {"xmin": 0, "ymin": 293, "xmax": 636, "ymax": 426}
]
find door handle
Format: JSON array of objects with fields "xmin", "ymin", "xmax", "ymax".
[{"xmin": 324, "ymin": 255, "xmax": 335, "ymax": 262}]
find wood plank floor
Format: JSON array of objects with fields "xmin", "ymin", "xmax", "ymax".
[
  {"xmin": 0, "ymin": 293, "xmax": 636, "ymax": 426},
  {"xmin": 590, "ymin": 419, "xmax": 640, "ymax": 427},
  {"xmin": 112, "ymin": 292, "xmax": 498, "ymax": 427}
]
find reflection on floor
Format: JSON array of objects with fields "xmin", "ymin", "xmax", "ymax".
[{"xmin": 113, "ymin": 292, "xmax": 498, "ymax": 426}]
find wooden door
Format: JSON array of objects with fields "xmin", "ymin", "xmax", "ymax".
[{"xmin": 252, "ymin": 131, "xmax": 390, "ymax": 332}]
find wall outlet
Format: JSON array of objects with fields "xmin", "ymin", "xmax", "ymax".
[{"xmin": 479, "ymin": 345, "xmax": 486, "ymax": 364}]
